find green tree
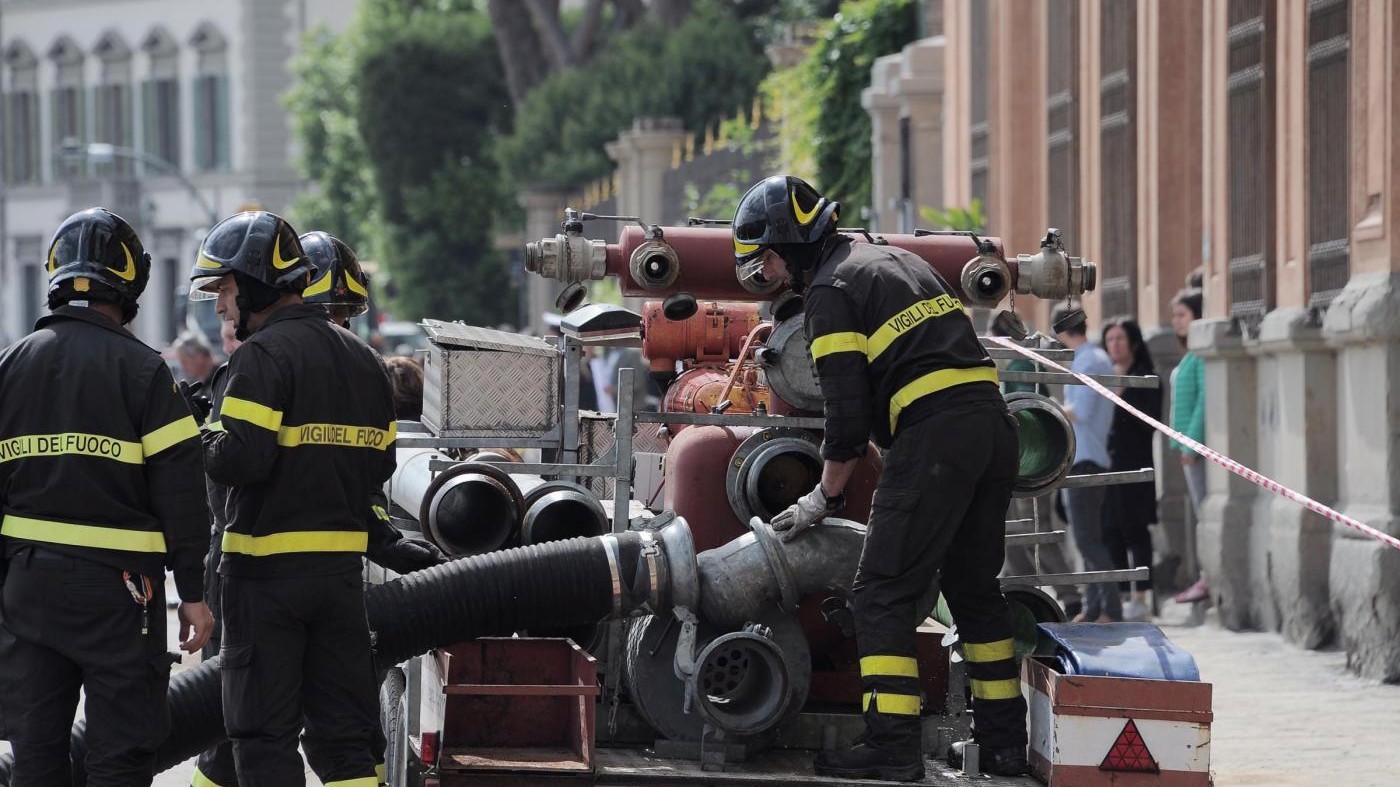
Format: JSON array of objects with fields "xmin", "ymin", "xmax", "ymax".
[
  {"xmin": 353, "ymin": 4, "xmax": 515, "ymax": 324},
  {"xmin": 498, "ymin": 1, "xmax": 768, "ymax": 189},
  {"xmin": 763, "ymin": 0, "xmax": 918, "ymax": 215},
  {"xmin": 284, "ymin": 27, "xmax": 382, "ymax": 263},
  {"xmin": 919, "ymin": 199, "xmax": 987, "ymax": 233}
]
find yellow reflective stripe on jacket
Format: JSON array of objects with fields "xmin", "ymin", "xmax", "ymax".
[
  {"xmin": 141, "ymin": 415, "xmax": 201, "ymax": 457},
  {"xmin": 191, "ymin": 765, "xmax": 232, "ymax": 787},
  {"xmin": 220, "ymin": 396, "xmax": 284, "ymax": 432},
  {"xmin": 222, "ymin": 529, "xmax": 368, "ymax": 557},
  {"xmin": 866, "ymin": 294, "xmax": 965, "ymax": 361},
  {"xmin": 1, "ymin": 514, "xmax": 167, "ymax": 553},
  {"xmin": 963, "ymin": 638, "xmax": 1015, "ymax": 663},
  {"xmin": 0, "ymin": 432, "xmax": 143, "ymax": 465},
  {"xmin": 970, "ymin": 677, "xmax": 1022, "ymax": 701},
  {"xmin": 277, "ymin": 422, "xmax": 396, "ymax": 450},
  {"xmin": 324, "ymin": 778, "xmax": 379, "ymax": 787},
  {"xmin": 859, "ymin": 655, "xmax": 919, "ymax": 678},
  {"xmin": 861, "ymin": 691, "xmax": 921, "ymax": 715},
  {"xmin": 810, "ymin": 331, "xmax": 868, "ymax": 360},
  {"xmin": 888, "ymin": 366, "xmax": 1001, "ymax": 432},
  {"xmin": 372, "ymin": 504, "xmax": 391, "ymax": 523}
]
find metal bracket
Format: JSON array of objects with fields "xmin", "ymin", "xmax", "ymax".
[
  {"xmin": 672, "ymin": 605, "xmax": 699, "ymax": 688},
  {"xmin": 700, "ymin": 723, "xmax": 728, "ymax": 772}
]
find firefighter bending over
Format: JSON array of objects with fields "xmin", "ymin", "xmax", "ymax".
[
  {"xmin": 0, "ymin": 208, "xmax": 213, "ymax": 785},
  {"xmin": 190, "ymin": 211, "xmax": 398, "ymax": 787},
  {"xmin": 735, "ymin": 176, "xmax": 1028, "ymax": 780}
]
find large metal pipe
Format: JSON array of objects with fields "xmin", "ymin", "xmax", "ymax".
[
  {"xmin": 519, "ymin": 481, "xmax": 610, "ymax": 545},
  {"xmin": 389, "ymin": 448, "xmax": 523, "ymax": 556}
]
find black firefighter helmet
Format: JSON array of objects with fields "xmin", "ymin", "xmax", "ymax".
[
  {"xmin": 300, "ymin": 231, "xmax": 369, "ymax": 322},
  {"xmin": 45, "ymin": 207, "xmax": 151, "ymax": 322},
  {"xmin": 189, "ymin": 211, "xmax": 314, "ymax": 337},
  {"xmin": 732, "ymin": 175, "xmax": 840, "ymax": 284}
]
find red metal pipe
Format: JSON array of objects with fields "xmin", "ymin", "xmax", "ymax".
[
  {"xmin": 641, "ymin": 300, "xmax": 762, "ymax": 373},
  {"xmin": 606, "ymin": 225, "xmax": 1005, "ymax": 301}
]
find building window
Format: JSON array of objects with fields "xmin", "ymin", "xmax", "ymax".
[
  {"xmin": 191, "ymin": 25, "xmax": 230, "ymax": 173},
  {"xmin": 968, "ymin": 0, "xmax": 991, "ymax": 218},
  {"xmin": 1099, "ymin": 0, "xmax": 1137, "ymax": 321},
  {"xmin": 3, "ymin": 43, "xmax": 42, "ymax": 184},
  {"xmin": 1046, "ymin": 0, "xmax": 1079, "ymax": 251},
  {"xmin": 49, "ymin": 37, "xmax": 86, "ymax": 181},
  {"xmin": 17, "ymin": 237, "xmax": 44, "ymax": 332},
  {"xmin": 94, "ymin": 34, "xmax": 135, "ymax": 176},
  {"xmin": 142, "ymin": 30, "xmax": 180, "ymax": 170},
  {"xmin": 898, "ymin": 115, "xmax": 913, "ymax": 232},
  {"xmin": 1226, "ymin": 0, "xmax": 1276, "ymax": 328},
  {"xmin": 1307, "ymin": 0, "xmax": 1350, "ymax": 307}
]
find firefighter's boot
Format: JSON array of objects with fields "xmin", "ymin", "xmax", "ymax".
[
  {"xmin": 948, "ymin": 738, "xmax": 1029, "ymax": 776},
  {"xmin": 813, "ymin": 701, "xmax": 924, "ymax": 782}
]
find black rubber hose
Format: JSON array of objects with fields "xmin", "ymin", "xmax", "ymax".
[{"xmin": 0, "ymin": 531, "xmax": 655, "ymax": 784}]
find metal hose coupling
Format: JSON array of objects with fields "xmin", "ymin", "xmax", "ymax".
[{"xmin": 1013, "ymin": 228, "xmax": 1097, "ymax": 299}]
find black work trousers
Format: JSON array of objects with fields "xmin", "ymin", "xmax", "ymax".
[
  {"xmin": 852, "ymin": 399, "xmax": 1028, "ymax": 750},
  {"xmin": 0, "ymin": 546, "xmax": 171, "ymax": 787},
  {"xmin": 220, "ymin": 571, "xmax": 379, "ymax": 787}
]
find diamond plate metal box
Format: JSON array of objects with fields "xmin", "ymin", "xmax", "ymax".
[{"xmin": 420, "ymin": 320, "xmax": 560, "ymax": 438}]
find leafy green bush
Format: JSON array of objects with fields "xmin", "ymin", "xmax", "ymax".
[{"xmin": 765, "ymin": 0, "xmax": 918, "ymax": 214}]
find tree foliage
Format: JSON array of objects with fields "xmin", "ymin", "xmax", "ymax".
[
  {"xmin": 351, "ymin": 2, "xmax": 514, "ymax": 324},
  {"xmin": 764, "ymin": 0, "xmax": 918, "ymax": 215},
  {"xmin": 498, "ymin": 1, "xmax": 768, "ymax": 189},
  {"xmin": 920, "ymin": 199, "xmax": 987, "ymax": 233},
  {"xmin": 284, "ymin": 28, "xmax": 381, "ymax": 262}
]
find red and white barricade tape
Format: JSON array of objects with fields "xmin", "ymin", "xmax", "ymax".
[{"xmin": 987, "ymin": 335, "xmax": 1400, "ymax": 553}]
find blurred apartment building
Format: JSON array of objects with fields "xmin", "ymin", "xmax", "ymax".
[
  {"xmin": 867, "ymin": 0, "xmax": 1397, "ymax": 679},
  {"xmin": 0, "ymin": 0, "xmax": 358, "ymax": 348}
]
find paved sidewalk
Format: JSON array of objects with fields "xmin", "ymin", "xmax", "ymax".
[{"xmin": 1155, "ymin": 602, "xmax": 1400, "ymax": 787}]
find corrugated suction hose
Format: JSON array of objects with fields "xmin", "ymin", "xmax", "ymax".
[{"xmin": 0, "ymin": 521, "xmax": 696, "ymax": 784}]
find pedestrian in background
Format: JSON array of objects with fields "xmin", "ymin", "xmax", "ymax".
[
  {"xmin": 1053, "ymin": 305, "xmax": 1121, "ymax": 623},
  {"xmin": 1169, "ymin": 289, "xmax": 1209, "ymax": 604},
  {"xmin": 1101, "ymin": 317, "xmax": 1161, "ymax": 620}
]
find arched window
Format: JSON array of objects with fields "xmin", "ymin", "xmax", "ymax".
[
  {"xmin": 2, "ymin": 40, "xmax": 41, "ymax": 184},
  {"xmin": 141, "ymin": 27, "xmax": 181, "ymax": 169},
  {"xmin": 48, "ymin": 35, "xmax": 86, "ymax": 180},
  {"xmin": 190, "ymin": 23, "xmax": 229, "ymax": 172},
  {"xmin": 94, "ymin": 31, "xmax": 135, "ymax": 175}
]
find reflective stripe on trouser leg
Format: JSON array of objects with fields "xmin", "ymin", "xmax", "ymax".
[
  {"xmin": 194, "ymin": 742, "xmax": 238, "ymax": 787},
  {"xmin": 859, "ymin": 654, "xmax": 922, "ymax": 716}
]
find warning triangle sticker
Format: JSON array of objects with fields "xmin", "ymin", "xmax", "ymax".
[{"xmin": 1099, "ymin": 719, "xmax": 1160, "ymax": 773}]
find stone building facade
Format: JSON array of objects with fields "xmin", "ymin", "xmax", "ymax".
[{"xmin": 869, "ymin": 0, "xmax": 1398, "ymax": 680}]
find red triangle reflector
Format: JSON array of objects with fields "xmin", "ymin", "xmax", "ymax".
[{"xmin": 1100, "ymin": 718, "xmax": 1160, "ymax": 773}]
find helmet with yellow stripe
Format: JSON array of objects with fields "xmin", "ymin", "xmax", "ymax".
[
  {"xmin": 299, "ymin": 231, "xmax": 369, "ymax": 323},
  {"xmin": 45, "ymin": 208, "xmax": 151, "ymax": 322},
  {"xmin": 732, "ymin": 175, "xmax": 840, "ymax": 284},
  {"xmin": 189, "ymin": 211, "xmax": 314, "ymax": 304}
]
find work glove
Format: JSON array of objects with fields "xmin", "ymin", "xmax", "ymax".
[
  {"xmin": 770, "ymin": 484, "xmax": 845, "ymax": 542},
  {"xmin": 178, "ymin": 380, "xmax": 213, "ymax": 425},
  {"xmin": 371, "ymin": 536, "xmax": 449, "ymax": 574}
]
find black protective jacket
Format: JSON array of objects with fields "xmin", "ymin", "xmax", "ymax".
[
  {"xmin": 0, "ymin": 306, "xmax": 208, "ymax": 600},
  {"xmin": 204, "ymin": 304, "xmax": 398, "ymax": 578},
  {"xmin": 804, "ymin": 238, "xmax": 1002, "ymax": 461}
]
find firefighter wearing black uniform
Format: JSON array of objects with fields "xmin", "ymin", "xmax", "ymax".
[
  {"xmin": 735, "ymin": 176, "xmax": 1028, "ymax": 780},
  {"xmin": 189, "ymin": 229, "xmax": 441, "ymax": 787},
  {"xmin": 0, "ymin": 208, "xmax": 214, "ymax": 786},
  {"xmin": 189, "ymin": 211, "xmax": 397, "ymax": 787}
]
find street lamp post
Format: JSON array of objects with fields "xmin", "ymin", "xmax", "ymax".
[{"xmin": 59, "ymin": 139, "xmax": 220, "ymax": 227}]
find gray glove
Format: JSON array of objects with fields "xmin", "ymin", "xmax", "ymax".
[{"xmin": 770, "ymin": 484, "xmax": 845, "ymax": 542}]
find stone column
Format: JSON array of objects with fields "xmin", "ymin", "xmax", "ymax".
[
  {"xmin": 898, "ymin": 38, "xmax": 946, "ymax": 232},
  {"xmin": 520, "ymin": 186, "xmax": 569, "ymax": 336},
  {"xmin": 1318, "ymin": 0, "xmax": 1400, "ymax": 682},
  {"xmin": 1191, "ymin": 318, "xmax": 1258, "ymax": 630},
  {"xmin": 862, "ymin": 55, "xmax": 904, "ymax": 232},
  {"xmin": 1255, "ymin": 309, "xmax": 1337, "ymax": 648},
  {"xmin": 606, "ymin": 118, "xmax": 687, "ymax": 222}
]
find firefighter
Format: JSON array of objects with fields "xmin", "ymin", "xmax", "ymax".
[
  {"xmin": 0, "ymin": 207, "xmax": 213, "ymax": 785},
  {"xmin": 735, "ymin": 176, "xmax": 1028, "ymax": 780},
  {"xmin": 190, "ymin": 211, "xmax": 397, "ymax": 787}
]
